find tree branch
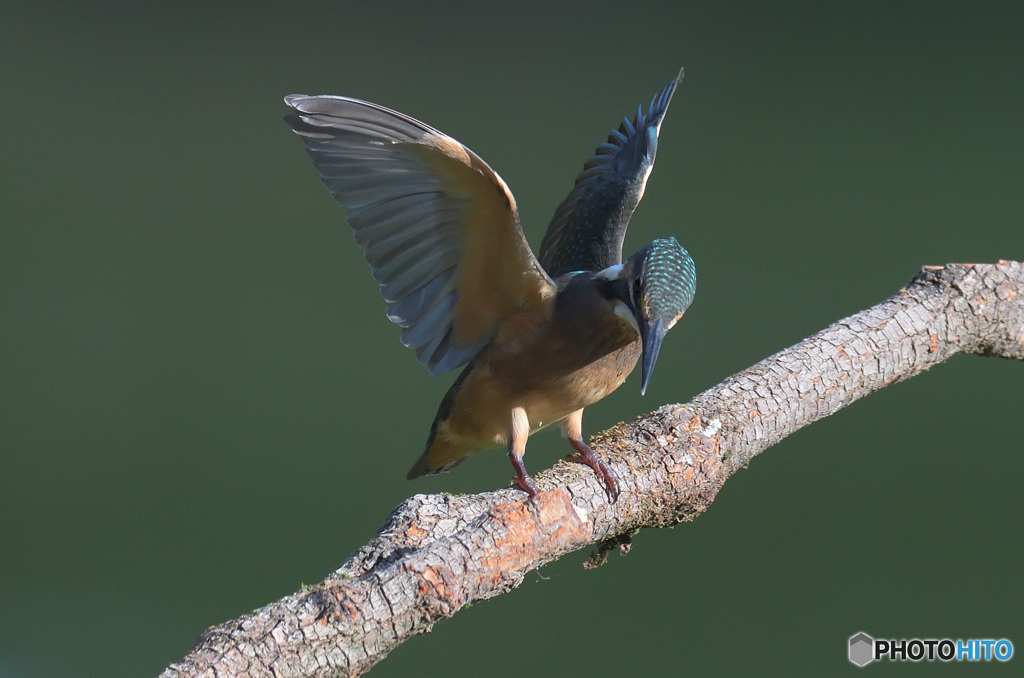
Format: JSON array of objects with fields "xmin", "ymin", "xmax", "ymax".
[{"xmin": 160, "ymin": 261, "xmax": 1023, "ymax": 678}]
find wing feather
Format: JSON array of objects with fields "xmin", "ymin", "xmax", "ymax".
[
  {"xmin": 539, "ymin": 68, "xmax": 684, "ymax": 277},
  {"xmin": 285, "ymin": 95, "xmax": 553, "ymax": 374}
]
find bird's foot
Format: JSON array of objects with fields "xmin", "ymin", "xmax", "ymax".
[
  {"xmin": 567, "ymin": 439, "xmax": 620, "ymax": 500},
  {"xmin": 512, "ymin": 473, "xmax": 540, "ymax": 498},
  {"xmin": 508, "ymin": 449, "xmax": 540, "ymax": 498}
]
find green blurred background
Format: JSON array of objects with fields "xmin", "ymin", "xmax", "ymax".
[{"xmin": 2, "ymin": 2, "xmax": 1022, "ymax": 676}]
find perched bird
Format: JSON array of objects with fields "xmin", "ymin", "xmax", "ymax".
[{"xmin": 284, "ymin": 68, "xmax": 695, "ymax": 498}]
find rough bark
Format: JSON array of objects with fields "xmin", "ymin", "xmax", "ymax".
[{"xmin": 160, "ymin": 261, "xmax": 1023, "ymax": 678}]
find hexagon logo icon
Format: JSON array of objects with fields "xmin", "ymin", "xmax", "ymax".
[{"xmin": 849, "ymin": 632, "xmax": 874, "ymax": 667}]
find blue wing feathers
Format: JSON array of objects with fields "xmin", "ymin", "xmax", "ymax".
[
  {"xmin": 400, "ymin": 291, "xmax": 457, "ymax": 347},
  {"xmin": 385, "ymin": 270, "xmax": 456, "ymax": 325},
  {"xmin": 538, "ymin": 68, "xmax": 683, "ymax": 278}
]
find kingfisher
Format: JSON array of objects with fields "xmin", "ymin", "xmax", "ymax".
[{"xmin": 284, "ymin": 68, "xmax": 695, "ymax": 499}]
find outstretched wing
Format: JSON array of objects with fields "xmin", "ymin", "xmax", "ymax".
[
  {"xmin": 539, "ymin": 68, "xmax": 683, "ymax": 278},
  {"xmin": 285, "ymin": 95, "xmax": 554, "ymax": 375}
]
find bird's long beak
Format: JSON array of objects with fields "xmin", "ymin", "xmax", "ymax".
[{"xmin": 639, "ymin": 317, "xmax": 667, "ymax": 396}]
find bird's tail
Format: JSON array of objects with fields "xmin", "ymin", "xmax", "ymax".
[{"xmin": 406, "ymin": 436, "xmax": 471, "ymax": 479}]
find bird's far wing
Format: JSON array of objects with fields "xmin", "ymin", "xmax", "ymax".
[
  {"xmin": 285, "ymin": 95, "xmax": 554, "ymax": 375},
  {"xmin": 538, "ymin": 68, "xmax": 683, "ymax": 278}
]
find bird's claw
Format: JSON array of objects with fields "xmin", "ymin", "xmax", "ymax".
[
  {"xmin": 567, "ymin": 440, "xmax": 620, "ymax": 500},
  {"xmin": 512, "ymin": 473, "xmax": 540, "ymax": 498},
  {"xmin": 508, "ymin": 449, "xmax": 540, "ymax": 498}
]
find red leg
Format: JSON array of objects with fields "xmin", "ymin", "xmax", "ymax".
[
  {"xmin": 508, "ymin": 406, "xmax": 539, "ymax": 498},
  {"xmin": 508, "ymin": 449, "xmax": 539, "ymax": 497},
  {"xmin": 563, "ymin": 409, "xmax": 619, "ymax": 499}
]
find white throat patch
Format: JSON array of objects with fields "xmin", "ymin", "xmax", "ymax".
[{"xmin": 612, "ymin": 299, "xmax": 640, "ymax": 336}]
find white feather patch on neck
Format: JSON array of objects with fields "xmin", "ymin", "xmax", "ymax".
[
  {"xmin": 596, "ymin": 263, "xmax": 625, "ymax": 281},
  {"xmin": 613, "ymin": 299, "xmax": 640, "ymax": 336}
]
